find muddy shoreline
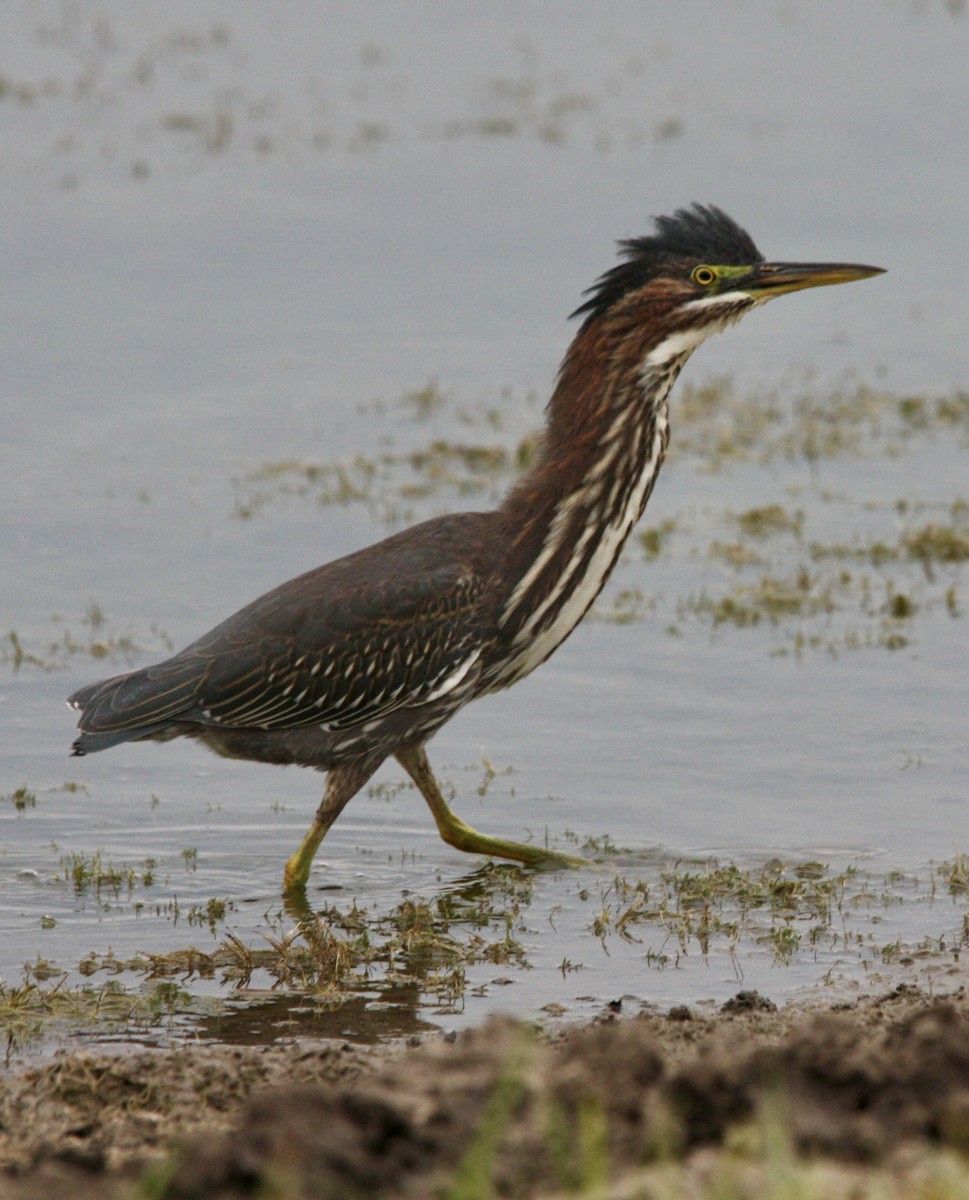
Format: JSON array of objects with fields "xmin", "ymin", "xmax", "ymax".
[{"xmin": 3, "ymin": 984, "xmax": 968, "ymax": 1198}]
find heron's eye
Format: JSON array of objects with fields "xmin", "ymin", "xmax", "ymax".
[{"xmin": 692, "ymin": 266, "xmax": 717, "ymax": 287}]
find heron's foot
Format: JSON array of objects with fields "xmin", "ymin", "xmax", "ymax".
[
  {"xmin": 283, "ymin": 838, "xmax": 318, "ymax": 894},
  {"xmin": 394, "ymin": 742, "xmax": 588, "ymax": 868},
  {"xmin": 281, "ymin": 760, "xmax": 381, "ymax": 895},
  {"xmin": 282, "ymin": 809, "xmax": 334, "ymax": 893},
  {"xmin": 435, "ymin": 813, "xmax": 589, "ymax": 867},
  {"xmin": 420, "ymin": 782, "xmax": 590, "ymax": 868}
]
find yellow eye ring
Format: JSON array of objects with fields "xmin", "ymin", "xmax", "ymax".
[{"xmin": 692, "ymin": 266, "xmax": 716, "ymax": 287}]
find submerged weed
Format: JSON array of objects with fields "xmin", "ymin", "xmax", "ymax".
[
  {"xmin": 5, "ymin": 786, "xmax": 37, "ymax": 812},
  {"xmin": 3, "ymin": 609, "xmax": 172, "ymax": 672},
  {"xmin": 903, "ymin": 523, "xmax": 969, "ymax": 564},
  {"xmin": 107, "ymin": 865, "xmax": 535, "ymax": 1013},
  {"xmin": 7, "ymin": 850, "xmax": 969, "ymax": 1058},
  {"xmin": 57, "ymin": 851, "xmax": 157, "ymax": 897},
  {"xmin": 638, "ymin": 518, "xmax": 678, "ymax": 559},
  {"xmin": 186, "ymin": 897, "xmax": 232, "ymax": 934},
  {"xmin": 0, "ymin": 976, "xmax": 215, "ymax": 1062},
  {"xmin": 735, "ymin": 504, "xmax": 803, "ymax": 538},
  {"xmin": 587, "ymin": 859, "xmax": 887, "ymax": 967}
]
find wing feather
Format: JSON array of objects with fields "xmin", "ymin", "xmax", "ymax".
[{"xmin": 70, "ymin": 513, "xmax": 499, "ymax": 752}]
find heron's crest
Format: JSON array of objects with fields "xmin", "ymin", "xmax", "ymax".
[{"xmin": 572, "ymin": 204, "xmax": 764, "ymax": 325}]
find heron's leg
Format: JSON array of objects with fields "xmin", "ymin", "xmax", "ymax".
[
  {"xmin": 283, "ymin": 761, "xmax": 378, "ymax": 892},
  {"xmin": 395, "ymin": 744, "xmax": 587, "ymax": 868}
]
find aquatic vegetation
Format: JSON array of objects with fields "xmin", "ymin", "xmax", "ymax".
[
  {"xmin": 5, "ymin": 786, "xmax": 37, "ymax": 812},
  {"xmin": 3, "ymin": 604, "xmax": 173, "ymax": 673},
  {"xmin": 4, "ymin": 846, "xmax": 968, "ymax": 1065}
]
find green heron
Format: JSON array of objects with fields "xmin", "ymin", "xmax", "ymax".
[{"xmin": 69, "ymin": 205, "xmax": 883, "ymax": 892}]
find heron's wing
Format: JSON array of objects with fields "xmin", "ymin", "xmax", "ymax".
[{"xmin": 70, "ymin": 513, "xmax": 497, "ymax": 748}]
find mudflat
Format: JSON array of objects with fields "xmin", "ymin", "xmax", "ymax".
[{"xmin": 2, "ymin": 984, "xmax": 968, "ymax": 1198}]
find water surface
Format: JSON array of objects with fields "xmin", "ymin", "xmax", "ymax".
[{"xmin": 1, "ymin": 2, "xmax": 967, "ymax": 1053}]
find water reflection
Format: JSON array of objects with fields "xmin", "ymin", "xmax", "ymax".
[{"xmin": 196, "ymin": 984, "xmax": 435, "ymax": 1047}]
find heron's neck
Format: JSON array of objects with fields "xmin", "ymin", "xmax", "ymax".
[{"xmin": 487, "ymin": 325, "xmax": 690, "ymax": 688}]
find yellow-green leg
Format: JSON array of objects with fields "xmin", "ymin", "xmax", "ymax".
[
  {"xmin": 395, "ymin": 743, "xmax": 588, "ymax": 868},
  {"xmin": 283, "ymin": 761, "xmax": 377, "ymax": 892}
]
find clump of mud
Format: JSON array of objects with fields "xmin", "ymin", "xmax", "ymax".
[{"xmin": 3, "ymin": 986, "xmax": 969, "ymax": 1199}]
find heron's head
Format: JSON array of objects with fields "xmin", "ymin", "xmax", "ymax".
[{"xmin": 572, "ymin": 204, "xmax": 884, "ymax": 359}]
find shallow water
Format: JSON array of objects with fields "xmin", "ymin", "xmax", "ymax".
[{"xmin": 1, "ymin": 2, "xmax": 968, "ymax": 1054}]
